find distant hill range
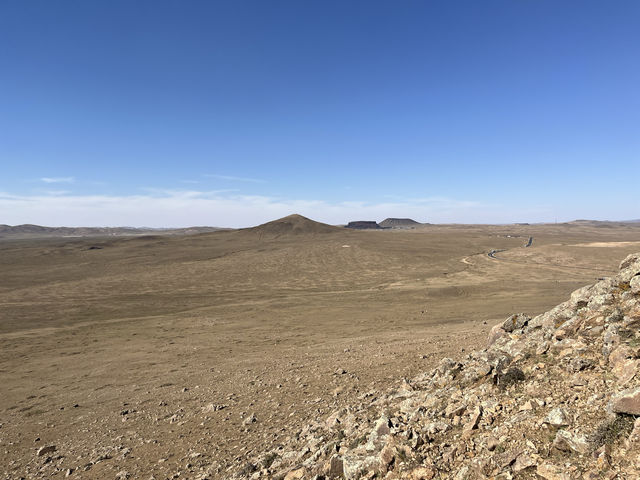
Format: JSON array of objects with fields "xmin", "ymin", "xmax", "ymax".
[
  {"xmin": 378, "ymin": 218, "xmax": 421, "ymax": 228},
  {"xmin": 0, "ymin": 224, "xmax": 225, "ymax": 240},
  {"xmin": 566, "ymin": 219, "xmax": 640, "ymax": 228}
]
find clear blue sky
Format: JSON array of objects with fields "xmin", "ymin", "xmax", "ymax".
[{"xmin": 1, "ymin": 1, "xmax": 638, "ymax": 227}]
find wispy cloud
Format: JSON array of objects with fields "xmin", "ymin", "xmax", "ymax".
[
  {"xmin": 0, "ymin": 189, "xmax": 531, "ymax": 228},
  {"xmin": 40, "ymin": 176, "xmax": 75, "ymax": 184},
  {"xmin": 140, "ymin": 187, "xmax": 239, "ymax": 197},
  {"xmin": 204, "ymin": 174, "xmax": 266, "ymax": 183}
]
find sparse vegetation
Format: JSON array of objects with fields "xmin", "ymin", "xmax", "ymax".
[
  {"xmin": 349, "ymin": 434, "xmax": 369, "ymax": 449},
  {"xmin": 590, "ymin": 414, "xmax": 636, "ymax": 448},
  {"xmin": 2, "ymin": 222, "xmax": 640, "ymax": 478},
  {"xmin": 497, "ymin": 367, "xmax": 526, "ymax": 389},
  {"xmin": 617, "ymin": 281, "xmax": 631, "ymax": 292},
  {"xmin": 261, "ymin": 452, "xmax": 278, "ymax": 469}
]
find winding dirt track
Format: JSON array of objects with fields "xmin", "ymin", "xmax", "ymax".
[{"xmin": 486, "ymin": 235, "xmax": 621, "ymax": 274}]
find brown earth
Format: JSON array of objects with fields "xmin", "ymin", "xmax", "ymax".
[{"xmin": 1, "ymin": 217, "xmax": 640, "ymax": 479}]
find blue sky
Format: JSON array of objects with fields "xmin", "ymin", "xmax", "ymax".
[{"xmin": 1, "ymin": 1, "xmax": 638, "ymax": 227}]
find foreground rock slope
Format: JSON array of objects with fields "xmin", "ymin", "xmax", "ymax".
[{"xmin": 235, "ymin": 253, "xmax": 640, "ymax": 479}]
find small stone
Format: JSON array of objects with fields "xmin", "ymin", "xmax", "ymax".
[
  {"xmin": 464, "ymin": 406, "xmax": 482, "ymax": 431},
  {"xmin": 536, "ymin": 341, "xmax": 550, "ymax": 355},
  {"xmin": 553, "ymin": 430, "xmax": 590, "ymax": 454},
  {"xmin": 243, "ymin": 413, "xmax": 257, "ymax": 425},
  {"xmin": 284, "ymin": 468, "xmax": 305, "ymax": 480},
  {"xmin": 520, "ymin": 400, "xmax": 534, "ymax": 411},
  {"xmin": 610, "ymin": 386, "xmax": 640, "ymax": 415},
  {"xmin": 536, "ymin": 463, "xmax": 571, "ymax": 480},
  {"xmin": 502, "ymin": 313, "xmax": 530, "ymax": 332},
  {"xmin": 544, "ymin": 408, "xmax": 571, "ymax": 427},
  {"xmin": 613, "ymin": 359, "xmax": 639, "ymax": 386},
  {"xmin": 593, "ymin": 444, "xmax": 611, "ymax": 470},
  {"xmin": 445, "ymin": 403, "xmax": 466, "ymax": 418},
  {"xmin": 378, "ymin": 443, "xmax": 396, "ymax": 471},
  {"xmin": 568, "ymin": 357, "xmax": 593, "ymax": 372},
  {"xmin": 329, "ymin": 455, "xmax": 344, "ymax": 478},
  {"xmin": 513, "ymin": 453, "xmax": 536, "ymax": 472},
  {"xmin": 488, "ymin": 324, "xmax": 506, "ymax": 347},
  {"xmin": 37, "ymin": 445, "xmax": 56, "ymax": 457},
  {"xmin": 410, "ymin": 466, "xmax": 436, "ymax": 480},
  {"xmin": 366, "ymin": 415, "xmax": 391, "ymax": 451},
  {"xmin": 202, "ymin": 403, "xmax": 227, "ymax": 413}
]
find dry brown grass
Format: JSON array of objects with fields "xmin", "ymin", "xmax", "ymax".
[{"xmin": 1, "ymin": 221, "xmax": 640, "ymax": 477}]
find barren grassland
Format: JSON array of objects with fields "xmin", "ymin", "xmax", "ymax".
[{"xmin": 1, "ymin": 217, "xmax": 639, "ymax": 478}]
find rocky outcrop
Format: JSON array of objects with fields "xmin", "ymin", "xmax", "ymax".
[
  {"xmin": 234, "ymin": 253, "xmax": 640, "ymax": 479},
  {"xmin": 345, "ymin": 221, "xmax": 382, "ymax": 230}
]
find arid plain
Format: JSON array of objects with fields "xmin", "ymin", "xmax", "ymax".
[{"xmin": 1, "ymin": 215, "xmax": 639, "ymax": 479}]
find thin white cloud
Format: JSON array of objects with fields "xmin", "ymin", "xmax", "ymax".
[
  {"xmin": 140, "ymin": 187, "xmax": 239, "ymax": 197},
  {"xmin": 204, "ymin": 174, "xmax": 266, "ymax": 183},
  {"xmin": 0, "ymin": 189, "xmax": 564, "ymax": 228},
  {"xmin": 40, "ymin": 176, "xmax": 75, "ymax": 184}
]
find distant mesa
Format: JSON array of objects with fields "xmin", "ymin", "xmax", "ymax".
[
  {"xmin": 345, "ymin": 218, "xmax": 422, "ymax": 230},
  {"xmin": 345, "ymin": 221, "xmax": 382, "ymax": 230},
  {"xmin": 245, "ymin": 214, "xmax": 341, "ymax": 236},
  {"xmin": 378, "ymin": 218, "xmax": 421, "ymax": 229}
]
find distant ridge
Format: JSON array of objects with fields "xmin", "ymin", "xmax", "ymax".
[
  {"xmin": 567, "ymin": 219, "xmax": 640, "ymax": 228},
  {"xmin": 0, "ymin": 224, "xmax": 223, "ymax": 239},
  {"xmin": 378, "ymin": 218, "xmax": 421, "ymax": 228},
  {"xmin": 245, "ymin": 214, "xmax": 340, "ymax": 236}
]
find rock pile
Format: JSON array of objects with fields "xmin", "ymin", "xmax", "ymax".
[{"xmin": 234, "ymin": 253, "xmax": 640, "ymax": 479}]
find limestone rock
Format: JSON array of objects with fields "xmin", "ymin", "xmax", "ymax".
[
  {"xmin": 284, "ymin": 468, "xmax": 305, "ymax": 480},
  {"xmin": 536, "ymin": 463, "xmax": 572, "ymax": 480},
  {"xmin": 488, "ymin": 324, "xmax": 506, "ymax": 347},
  {"xmin": 553, "ymin": 430, "xmax": 590, "ymax": 454},
  {"xmin": 610, "ymin": 386, "xmax": 640, "ymax": 415},
  {"xmin": 329, "ymin": 455, "xmax": 344, "ymax": 478},
  {"xmin": 502, "ymin": 313, "xmax": 530, "ymax": 332},
  {"xmin": 513, "ymin": 453, "xmax": 536, "ymax": 472},
  {"xmin": 37, "ymin": 445, "xmax": 56, "ymax": 457},
  {"xmin": 544, "ymin": 408, "xmax": 571, "ymax": 427},
  {"xmin": 409, "ymin": 466, "xmax": 436, "ymax": 480}
]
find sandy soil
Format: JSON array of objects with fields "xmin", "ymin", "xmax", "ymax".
[{"xmin": 1, "ymin": 218, "xmax": 639, "ymax": 479}]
